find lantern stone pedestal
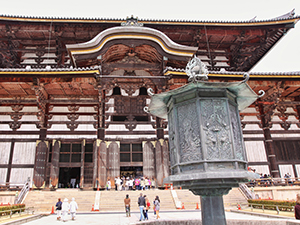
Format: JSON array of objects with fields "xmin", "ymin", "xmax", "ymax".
[{"xmin": 146, "ymin": 72, "xmax": 262, "ymax": 225}]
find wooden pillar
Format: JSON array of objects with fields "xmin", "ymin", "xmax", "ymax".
[
  {"xmin": 107, "ymin": 141, "xmax": 120, "ymax": 183},
  {"xmin": 98, "ymin": 140, "xmax": 107, "ymax": 188},
  {"xmin": 258, "ymin": 104, "xmax": 280, "ymax": 178},
  {"xmin": 155, "ymin": 140, "xmax": 164, "ymax": 186},
  {"xmin": 93, "ymin": 140, "xmax": 98, "ymax": 189},
  {"xmin": 33, "ymin": 140, "xmax": 48, "ymax": 188},
  {"xmin": 156, "ymin": 117, "xmax": 164, "ymax": 139},
  {"xmin": 6, "ymin": 141, "xmax": 15, "ymax": 186},
  {"xmin": 80, "ymin": 140, "xmax": 85, "ymax": 188},
  {"xmin": 97, "ymin": 89, "xmax": 106, "ymax": 140},
  {"xmin": 161, "ymin": 139, "xmax": 170, "ymax": 178},
  {"xmin": 50, "ymin": 140, "xmax": 60, "ymax": 188},
  {"xmin": 143, "ymin": 141, "xmax": 155, "ymax": 179}
]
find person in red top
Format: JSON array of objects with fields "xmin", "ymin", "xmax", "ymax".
[{"xmin": 295, "ymin": 194, "xmax": 300, "ymax": 219}]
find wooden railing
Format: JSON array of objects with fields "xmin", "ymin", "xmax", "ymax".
[{"xmin": 246, "ymin": 177, "xmax": 300, "ymax": 187}]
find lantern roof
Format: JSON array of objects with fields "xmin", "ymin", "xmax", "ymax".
[{"xmin": 146, "ymin": 74, "xmax": 262, "ymax": 119}]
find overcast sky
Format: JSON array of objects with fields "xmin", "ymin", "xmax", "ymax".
[{"xmin": 1, "ymin": 0, "xmax": 300, "ymax": 72}]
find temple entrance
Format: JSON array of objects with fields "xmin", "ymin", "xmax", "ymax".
[
  {"xmin": 120, "ymin": 166, "xmax": 143, "ymax": 178},
  {"xmin": 58, "ymin": 167, "xmax": 80, "ymax": 188}
]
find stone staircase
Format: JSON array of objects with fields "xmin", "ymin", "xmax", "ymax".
[
  {"xmin": 99, "ymin": 189, "xmax": 174, "ymax": 212},
  {"xmin": 23, "ymin": 187, "xmax": 247, "ymax": 213},
  {"xmin": 23, "ymin": 189, "xmax": 95, "ymax": 213},
  {"xmin": 175, "ymin": 187, "xmax": 248, "ymax": 210}
]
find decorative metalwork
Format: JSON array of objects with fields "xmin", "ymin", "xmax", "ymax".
[
  {"xmin": 229, "ymin": 103, "xmax": 244, "ymax": 160},
  {"xmin": 121, "ymin": 15, "xmax": 143, "ymax": 27},
  {"xmin": 201, "ymin": 99, "xmax": 232, "ymax": 160},
  {"xmin": 185, "ymin": 55, "xmax": 209, "ymax": 82},
  {"xmin": 178, "ymin": 102, "xmax": 202, "ymax": 162},
  {"xmin": 147, "ymin": 88, "xmax": 154, "ymax": 96},
  {"xmin": 258, "ymin": 90, "xmax": 265, "ymax": 98}
]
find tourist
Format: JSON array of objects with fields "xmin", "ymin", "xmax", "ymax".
[
  {"xmin": 151, "ymin": 178, "xmax": 156, "ymax": 189},
  {"xmin": 154, "ymin": 196, "xmax": 160, "ymax": 219},
  {"xmin": 114, "ymin": 177, "xmax": 118, "ymax": 190},
  {"xmin": 106, "ymin": 178, "xmax": 111, "ymax": 191},
  {"xmin": 143, "ymin": 195, "xmax": 150, "ymax": 220},
  {"xmin": 116, "ymin": 177, "xmax": 122, "ymax": 191},
  {"xmin": 69, "ymin": 197, "xmax": 78, "ymax": 220},
  {"xmin": 61, "ymin": 198, "xmax": 70, "ymax": 222},
  {"xmin": 124, "ymin": 194, "xmax": 131, "ymax": 217},
  {"xmin": 138, "ymin": 193, "xmax": 146, "ymax": 221},
  {"xmin": 135, "ymin": 178, "xmax": 140, "ymax": 191},
  {"xmin": 55, "ymin": 198, "xmax": 62, "ymax": 220},
  {"xmin": 140, "ymin": 178, "xmax": 145, "ymax": 190},
  {"xmin": 129, "ymin": 178, "xmax": 133, "ymax": 190},
  {"xmin": 295, "ymin": 194, "xmax": 300, "ymax": 219}
]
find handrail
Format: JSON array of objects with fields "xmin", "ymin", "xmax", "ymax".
[
  {"xmin": 239, "ymin": 183, "xmax": 253, "ymax": 199},
  {"xmin": 0, "ymin": 207, "xmax": 34, "ymax": 219},
  {"xmin": 15, "ymin": 177, "xmax": 30, "ymax": 204},
  {"xmin": 248, "ymin": 203, "xmax": 294, "ymax": 215},
  {"xmin": 246, "ymin": 177, "xmax": 300, "ymax": 187}
]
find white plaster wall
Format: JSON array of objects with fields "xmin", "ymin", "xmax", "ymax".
[
  {"xmin": 295, "ymin": 165, "xmax": 300, "ymax": 177},
  {"xmin": 243, "ymin": 124, "xmax": 261, "ymax": 130},
  {"xmin": 76, "ymin": 115, "xmax": 95, "ymax": 122},
  {"xmin": 250, "ymin": 165, "xmax": 270, "ymax": 176},
  {"xmin": 77, "ymin": 124, "xmax": 96, "ymax": 131},
  {"xmin": 135, "ymin": 124, "xmax": 155, "ymax": 131},
  {"xmin": 0, "ymin": 106, "xmax": 13, "ymax": 112},
  {"xmin": 10, "ymin": 168, "xmax": 33, "ymax": 186},
  {"xmin": 0, "ymin": 115, "xmax": 12, "ymax": 121},
  {"xmin": 20, "ymin": 106, "xmax": 38, "ymax": 112},
  {"xmin": 12, "ymin": 142, "xmax": 36, "ymax": 164},
  {"xmin": 0, "ymin": 168, "xmax": 7, "ymax": 184},
  {"xmin": 245, "ymin": 141, "xmax": 267, "ymax": 162},
  {"xmin": 279, "ymin": 164, "xmax": 294, "ymax": 178},
  {"xmin": 19, "ymin": 115, "xmax": 38, "ymax": 121},
  {"xmin": 18, "ymin": 124, "xmax": 39, "ymax": 131},
  {"xmin": 106, "ymin": 134, "xmax": 157, "ymax": 139},
  {"xmin": 0, "ymin": 142, "xmax": 11, "ymax": 164},
  {"xmin": 0, "ymin": 135, "xmax": 39, "ymax": 139},
  {"xmin": 47, "ymin": 135, "xmax": 96, "ymax": 139}
]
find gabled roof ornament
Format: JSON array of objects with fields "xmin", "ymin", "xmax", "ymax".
[
  {"xmin": 272, "ymin": 9, "xmax": 295, "ymax": 20},
  {"xmin": 185, "ymin": 55, "xmax": 209, "ymax": 82},
  {"xmin": 121, "ymin": 15, "xmax": 143, "ymax": 27}
]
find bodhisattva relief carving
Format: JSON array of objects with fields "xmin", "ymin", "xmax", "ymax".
[
  {"xmin": 229, "ymin": 103, "xmax": 244, "ymax": 160},
  {"xmin": 178, "ymin": 102, "xmax": 202, "ymax": 162},
  {"xmin": 201, "ymin": 99, "xmax": 232, "ymax": 160}
]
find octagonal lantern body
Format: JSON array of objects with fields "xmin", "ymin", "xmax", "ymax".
[{"xmin": 167, "ymin": 87, "xmax": 246, "ymax": 177}]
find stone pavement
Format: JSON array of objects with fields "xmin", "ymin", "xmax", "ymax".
[{"xmin": 14, "ymin": 210, "xmax": 300, "ymax": 225}]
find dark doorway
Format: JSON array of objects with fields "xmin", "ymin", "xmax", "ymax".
[
  {"xmin": 59, "ymin": 167, "xmax": 80, "ymax": 188},
  {"xmin": 120, "ymin": 166, "xmax": 143, "ymax": 178}
]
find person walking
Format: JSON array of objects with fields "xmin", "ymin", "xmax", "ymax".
[
  {"xmin": 154, "ymin": 196, "xmax": 160, "ymax": 219},
  {"xmin": 124, "ymin": 194, "xmax": 131, "ymax": 217},
  {"xmin": 61, "ymin": 198, "xmax": 70, "ymax": 222},
  {"xmin": 55, "ymin": 198, "xmax": 62, "ymax": 220},
  {"xmin": 69, "ymin": 197, "xmax": 78, "ymax": 220},
  {"xmin": 106, "ymin": 178, "xmax": 111, "ymax": 191},
  {"xmin": 138, "ymin": 193, "xmax": 146, "ymax": 221},
  {"xmin": 143, "ymin": 195, "xmax": 150, "ymax": 220}
]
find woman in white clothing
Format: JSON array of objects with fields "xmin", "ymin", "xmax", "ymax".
[
  {"xmin": 69, "ymin": 197, "xmax": 78, "ymax": 220},
  {"xmin": 61, "ymin": 198, "xmax": 70, "ymax": 222}
]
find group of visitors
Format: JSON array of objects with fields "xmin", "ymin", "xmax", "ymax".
[
  {"xmin": 55, "ymin": 197, "xmax": 78, "ymax": 222},
  {"xmin": 124, "ymin": 193, "xmax": 160, "ymax": 221},
  {"xmin": 107, "ymin": 177, "xmax": 156, "ymax": 191}
]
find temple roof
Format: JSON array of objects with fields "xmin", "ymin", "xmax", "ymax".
[{"xmin": 0, "ymin": 12, "xmax": 298, "ymax": 72}]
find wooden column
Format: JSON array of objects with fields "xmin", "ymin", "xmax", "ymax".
[
  {"xmin": 156, "ymin": 117, "xmax": 164, "ymax": 139},
  {"xmin": 155, "ymin": 140, "xmax": 164, "ymax": 186},
  {"xmin": 6, "ymin": 141, "xmax": 15, "ymax": 186},
  {"xmin": 50, "ymin": 140, "xmax": 60, "ymax": 188},
  {"xmin": 143, "ymin": 141, "xmax": 155, "ymax": 179},
  {"xmin": 257, "ymin": 104, "xmax": 280, "ymax": 178},
  {"xmin": 80, "ymin": 140, "xmax": 85, "ymax": 188},
  {"xmin": 93, "ymin": 140, "xmax": 98, "ymax": 189},
  {"xmin": 98, "ymin": 140, "xmax": 107, "ymax": 188},
  {"xmin": 97, "ymin": 89, "xmax": 106, "ymax": 140},
  {"xmin": 107, "ymin": 141, "xmax": 120, "ymax": 183},
  {"xmin": 161, "ymin": 139, "xmax": 170, "ymax": 179},
  {"xmin": 33, "ymin": 140, "xmax": 48, "ymax": 188}
]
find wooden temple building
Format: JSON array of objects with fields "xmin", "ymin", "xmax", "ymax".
[{"xmin": 0, "ymin": 11, "xmax": 300, "ymax": 189}]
